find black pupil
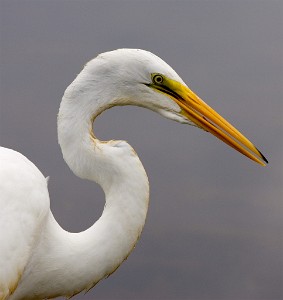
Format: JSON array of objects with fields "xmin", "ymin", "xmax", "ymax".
[{"xmin": 155, "ymin": 76, "xmax": 162, "ymax": 84}]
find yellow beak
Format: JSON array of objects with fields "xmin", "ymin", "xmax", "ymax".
[{"xmin": 152, "ymin": 76, "xmax": 268, "ymax": 166}]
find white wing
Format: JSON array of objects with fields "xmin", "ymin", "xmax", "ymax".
[{"xmin": 0, "ymin": 148, "xmax": 50, "ymax": 300}]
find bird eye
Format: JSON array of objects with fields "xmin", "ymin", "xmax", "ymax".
[{"xmin": 153, "ymin": 74, "xmax": 164, "ymax": 85}]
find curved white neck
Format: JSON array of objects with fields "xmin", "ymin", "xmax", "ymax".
[{"xmin": 12, "ymin": 73, "xmax": 149, "ymax": 299}]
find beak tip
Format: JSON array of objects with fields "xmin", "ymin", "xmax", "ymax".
[{"xmin": 256, "ymin": 148, "xmax": 269, "ymax": 165}]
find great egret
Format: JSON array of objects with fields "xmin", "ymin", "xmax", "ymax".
[{"xmin": 0, "ymin": 49, "xmax": 267, "ymax": 300}]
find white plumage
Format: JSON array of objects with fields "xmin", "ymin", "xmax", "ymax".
[{"xmin": 0, "ymin": 49, "xmax": 267, "ymax": 300}]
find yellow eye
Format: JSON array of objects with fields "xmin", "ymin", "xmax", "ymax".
[{"xmin": 153, "ymin": 74, "xmax": 164, "ymax": 85}]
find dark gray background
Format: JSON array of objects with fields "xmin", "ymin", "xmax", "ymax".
[{"xmin": 0, "ymin": 1, "xmax": 282, "ymax": 299}]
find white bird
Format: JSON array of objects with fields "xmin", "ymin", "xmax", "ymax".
[{"xmin": 0, "ymin": 49, "xmax": 267, "ymax": 300}]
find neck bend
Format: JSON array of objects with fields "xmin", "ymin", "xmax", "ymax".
[{"xmin": 13, "ymin": 65, "xmax": 150, "ymax": 299}]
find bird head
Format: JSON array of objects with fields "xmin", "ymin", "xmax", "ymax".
[{"xmin": 79, "ymin": 49, "xmax": 268, "ymax": 166}]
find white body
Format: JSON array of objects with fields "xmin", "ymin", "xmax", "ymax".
[{"xmin": 0, "ymin": 144, "xmax": 148, "ymax": 300}]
